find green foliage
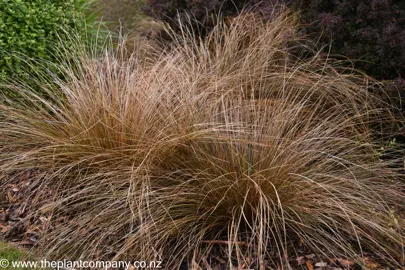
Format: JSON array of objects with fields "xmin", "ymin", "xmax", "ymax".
[
  {"xmin": 0, "ymin": 241, "xmax": 31, "ymax": 269},
  {"xmin": 0, "ymin": 0, "xmax": 99, "ymax": 83}
]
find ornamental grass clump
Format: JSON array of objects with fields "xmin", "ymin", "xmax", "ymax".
[{"xmin": 0, "ymin": 11, "xmax": 404, "ymax": 269}]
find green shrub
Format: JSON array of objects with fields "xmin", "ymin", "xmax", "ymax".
[{"xmin": 0, "ymin": 0, "xmax": 99, "ymax": 83}]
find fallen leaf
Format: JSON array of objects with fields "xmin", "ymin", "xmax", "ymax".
[
  {"xmin": 297, "ymin": 256, "xmax": 306, "ymax": 265},
  {"xmin": 363, "ymin": 257, "xmax": 380, "ymax": 269},
  {"xmin": 315, "ymin": 262, "xmax": 328, "ymax": 267},
  {"xmin": 0, "ymin": 210, "xmax": 7, "ymax": 222},
  {"xmin": 14, "ymin": 239, "xmax": 36, "ymax": 246},
  {"xmin": 0, "ymin": 224, "xmax": 11, "ymax": 233},
  {"xmin": 39, "ymin": 216, "xmax": 51, "ymax": 224},
  {"xmin": 7, "ymin": 191, "xmax": 16, "ymax": 203},
  {"xmin": 26, "ymin": 227, "xmax": 41, "ymax": 235},
  {"xmin": 306, "ymin": 254, "xmax": 316, "ymax": 259},
  {"xmin": 330, "ymin": 258, "xmax": 354, "ymax": 268},
  {"xmin": 306, "ymin": 260, "xmax": 314, "ymax": 270}
]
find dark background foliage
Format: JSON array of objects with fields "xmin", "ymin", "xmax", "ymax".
[
  {"xmin": 144, "ymin": 0, "xmax": 405, "ymax": 82},
  {"xmin": 298, "ymin": 0, "xmax": 405, "ymax": 81},
  {"xmin": 297, "ymin": 0, "xmax": 405, "ymax": 140},
  {"xmin": 144, "ymin": 0, "xmax": 286, "ymax": 37},
  {"xmin": 144, "ymin": 0, "xmax": 405, "ymax": 146}
]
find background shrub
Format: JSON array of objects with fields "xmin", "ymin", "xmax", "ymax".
[
  {"xmin": 298, "ymin": 0, "xmax": 405, "ymax": 81},
  {"xmin": 145, "ymin": 0, "xmax": 405, "ymax": 82},
  {"xmin": 295, "ymin": 0, "xmax": 405, "ymax": 142},
  {"xmin": 144, "ymin": 0, "xmax": 287, "ymax": 37},
  {"xmin": 144, "ymin": 0, "xmax": 405, "ymax": 140},
  {"xmin": 0, "ymin": 0, "xmax": 100, "ymax": 83},
  {"xmin": 97, "ymin": 0, "xmax": 150, "ymax": 33}
]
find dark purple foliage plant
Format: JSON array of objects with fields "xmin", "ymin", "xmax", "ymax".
[
  {"xmin": 145, "ymin": 0, "xmax": 405, "ymax": 82},
  {"xmin": 144, "ymin": 0, "xmax": 405, "ymax": 140},
  {"xmin": 298, "ymin": 0, "xmax": 405, "ymax": 81},
  {"xmin": 144, "ymin": 0, "xmax": 286, "ymax": 37}
]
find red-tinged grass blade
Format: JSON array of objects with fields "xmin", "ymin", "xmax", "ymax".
[{"xmin": 0, "ymin": 10, "xmax": 403, "ymax": 269}]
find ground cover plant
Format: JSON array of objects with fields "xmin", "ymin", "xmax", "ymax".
[
  {"xmin": 0, "ymin": 10, "xmax": 404, "ymax": 269},
  {"xmin": 0, "ymin": 241, "xmax": 33, "ymax": 270}
]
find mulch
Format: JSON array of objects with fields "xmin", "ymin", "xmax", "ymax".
[
  {"xmin": 0, "ymin": 170, "xmax": 54, "ymax": 249},
  {"xmin": 0, "ymin": 172, "xmax": 402, "ymax": 270}
]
